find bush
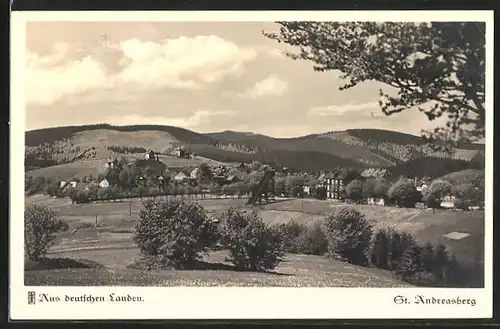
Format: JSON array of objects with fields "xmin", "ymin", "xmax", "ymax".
[
  {"xmin": 133, "ymin": 199, "xmax": 217, "ymax": 269},
  {"xmin": 422, "ymin": 179, "xmax": 453, "ymax": 208},
  {"xmin": 25, "ymin": 204, "xmax": 68, "ymax": 260},
  {"xmin": 218, "ymin": 209, "xmax": 285, "ymax": 271},
  {"xmin": 453, "ymin": 183, "xmax": 483, "ymax": 208},
  {"xmin": 312, "ymin": 186, "xmax": 327, "ymax": 200},
  {"xmin": 453, "ymin": 198, "xmax": 470, "ymax": 210},
  {"xmin": 387, "ymin": 178, "xmax": 420, "ymax": 208},
  {"xmin": 373, "ymin": 178, "xmax": 390, "ymax": 199},
  {"xmin": 323, "ymin": 206, "xmax": 373, "ymax": 266},
  {"xmin": 362, "ymin": 178, "xmax": 377, "ymax": 199},
  {"xmin": 345, "ymin": 179, "xmax": 364, "ymax": 202},
  {"xmin": 370, "ymin": 229, "xmax": 391, "ymax": 269},
  {"xmin": 278, "ymin": 220, "xmax": 328, "ymax": 255}
]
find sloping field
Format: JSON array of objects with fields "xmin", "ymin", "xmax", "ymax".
[
  {"xmin": 439, "ymin": 169, "xmax": 484, "ymax": 185},
  {"xmin": 26, "ymin": 249, "xmax": 410, "ymax": 287},
  {"xmin": 26, "ymin": 158, "xmax": 109, "ymax": 180},
  {"xmin": 25, "ymin": 196, "xmax": 484, "ymax": 265}
]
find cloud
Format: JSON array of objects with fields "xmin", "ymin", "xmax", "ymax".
[
  {"xmin": 104, "ymin": 110, "xmax": 235, "ymax": 129},
  {"xmin": 25, "ymin": 35, "xmax": 258, "ymax": 106},
  {"xmin": 239, "ymin": 75, "xmax": 288, "ymax": 98},
  {"xmin": 307, "ymin": 101, "xmax": 379, "ymax": 117}
]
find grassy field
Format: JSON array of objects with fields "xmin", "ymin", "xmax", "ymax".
[
  {"xmin": 439, "ymin": 169, "xmax": 484, "ymax": 185},
  {"xmin": 24, "ymin": 195, "xmax": 484, "ymax": 286},
  {"xmin": 26, "ymin": 153, "xmax": 236, "ymax": 181}
]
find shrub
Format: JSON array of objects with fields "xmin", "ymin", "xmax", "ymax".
[
  {"xmin": 387, "ymin": 178, "xmax": 420, "ymax": 208},
  {"xmin": 422, "ymin": 179, "xmax": 453, "ymax": 208},
  {"xmin": 370, "ymin": 229, "xmax": 391, "ymax": 269},
  {"xmin": 297, "ymin": 220, "xmax": 328, "ymax": 255},
  {"xmin": 25, "ymin": 204, "xmax": 68, "ymax": 260},
  {"xmin": 323, "ymin": 206, "xmax": 373, "ymax": 266},
  {"xmin": 453, "ymin": 183, "xmax": 483, "ymax": 208},
  {"xmin": 362, "ymin": 178, "xmax": 377, "ymax": 199},
  {"xmin": 397, "ymin": 241, "xmax": 424, "ymax": 279},
  {"xmin": 345, "ymin": 179, "xmax": 364, "ymax": 202},
  {"xmin": 278, "ymin": 220, "xmax": 328, "ymax": 255},
  {"xmin": 133, "ymin": 199, "xmax": 217, "ymax": 269},
  {"xmin": 312, "ymin": 186, "xmax": 327, "ymax": 200},
  {"xmin": 453, "ymin": 198, "xmax": 470, "ymax": 210},
  {"xmin": 373, "ymin": 178, "xmax": 390, "ymax": 199},
  {"xmin": 218, "ymin": 209, "xmax": 285, "ymax": 271}
]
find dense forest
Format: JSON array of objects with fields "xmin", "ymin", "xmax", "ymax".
[
  {"xmin": 388, "ymin": 157, "xmax": 484, "ymax": 179},
  {"xmin": 25, "ymin": 124, "xmax": 221, "ymax": 146}
]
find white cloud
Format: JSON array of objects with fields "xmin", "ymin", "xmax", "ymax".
[
  {"xmin": 25, "ymin": 35, "xmax": 258, "ymax": 106},
  {"xmin": 105, "ymin": 110, "xmax": 235, "ymax": 129},
  {"xmin": 239, "ymin": 75, "xmax": 288, "ymax": 98},
  {"xmin": 307, "ymin": 101, "xmax": 379, "ymax": 117}
]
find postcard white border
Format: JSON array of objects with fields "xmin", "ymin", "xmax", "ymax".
[{"xmin": 10, "ymin": 10, "xmax": 494, "ymax": 320}]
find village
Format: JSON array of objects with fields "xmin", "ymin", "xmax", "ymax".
[{"xmin": 32, "ymin": 145, "xmax": 483, "ymax": 213}]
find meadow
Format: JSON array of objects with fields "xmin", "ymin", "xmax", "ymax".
[{"xmin": 24, "ymin": 195, "xmax": 484, "ymax": 287}]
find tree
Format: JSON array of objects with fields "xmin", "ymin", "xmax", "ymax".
[
  {"xmin": 25, "ymin": 204, "xmax": 68, "ymax": 260},
  {"xmin": 422, "ymin": 179, "xmax": 453, "ymax": 208},
  {"xmin": 373, "ymin": 178, "xmax": 390, "ymax": 200},
  {"xmin": 285, "ymin": 175, "xmax": 306, "ymax": 197},
  {"xmin": 345, "ymin": 179, "xmax": 364, "ymax": 202},
  {"xmin": 387, "ymin": 178, "xmax": 420, "ymax": 208},
  {"xmin": 362, "ymin": 178, "xmax": 377, "ymax": 199},
  {"xmin": 264, "ymin": 22, "xmax": 485, "ymax": 146},
  {"xmin": 218, "ymin": 209, "xmax": 285, "ymax": 271},
  {"xmin": 323, "ymin": 206, "xmax": 373, "ymax": 266},
  {"xmin": 453, "ymin": 183, "xmax": 483, "ymax": 209},
  {"xmin": 133, "ymin": 199, "xmax": 217, "ymax": 269}
]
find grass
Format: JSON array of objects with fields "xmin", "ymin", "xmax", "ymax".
[
  {"xmin": 439, "ymin": 169, "xmax": 484, "ymax": 185},
  {"xmin": 25, "ymin": 250, "xmax": 411, "ymax": 287},
  {"xmin": 24, "ymin": 195, "xmax": 484, "ymax": 286},
  {"xmin": 26, "ymin": 195, "xmax": 484, "ymax": 265}
]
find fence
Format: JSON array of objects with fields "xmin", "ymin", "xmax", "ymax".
[{"xmin": 87, "ymin": 192, "xmax": 249, "ymax": 204}]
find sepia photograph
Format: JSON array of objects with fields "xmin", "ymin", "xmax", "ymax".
[{"xmin": 11, "ymin": 10, "xmax": 493, "ymax": 320}]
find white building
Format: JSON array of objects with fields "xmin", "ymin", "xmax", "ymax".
[{"xmin": 99, "ymin": 179, "xmax": 110, "ymax": 188}]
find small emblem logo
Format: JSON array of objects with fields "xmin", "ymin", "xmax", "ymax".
[{"xmin": 28, "ymin": 291, "xmax": 36, "ymax": 305}]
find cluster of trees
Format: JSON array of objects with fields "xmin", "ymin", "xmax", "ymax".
[
  {"xmin": 278, "ymin": 207, "xmax": 482, "ymax": 287},
  {"xmin": 107, "ymin": 145, "xmax": 147, "ymax": 154},
  {"xmin": 25, "ymin": 198, "xmax": 481, "ymax": 287},
  {"xmin": 130, "ymin": 199, "xmax": 480, "ymax": 287},
  {"xmin": 342, "ymin": 175, "xmax": 484, "ymax": 210},
  {"xmin": 389, "ymin": 157, "xmax": 484, "ymax": 179}
]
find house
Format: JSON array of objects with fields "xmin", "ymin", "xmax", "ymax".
[
  {"xmin": 190, "ymin": 167, "xmax": 200, "ymax": 180},
  {"xmin": 99, "ymin": 179, "xmax": 110, "ymax": 188},
  {"xmin": 70, "ymin": 181, "xmax": 77, "ymax": 188},
  {"xmin": 144, "ymin": 149, "xmax": 156, "ymax": 161},
  {"xmin": 174, "ymin": 171, "xmax": 188, "ymax": 183},
  {"xmin": 322, "ymin": 169, "xmax": 362, "ymax": 200},
  {"xmin": 104, "ymin": 157, "xmax": 121, "ymax": 169},
  {"xmin": 323, "ymin": 173, "xmax": 344, "ymax": 200},
  {"xmin": 60, "ymin": 181, "xmax": 68, "ymax": 189},
  {"xmin": 174, "ymin": 146, "xmax": 187, "ymax": 158}
]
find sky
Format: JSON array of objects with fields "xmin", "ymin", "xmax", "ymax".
[{"xmin": 24, "ymin": 21, "xmax": 445, "ymax": 138}]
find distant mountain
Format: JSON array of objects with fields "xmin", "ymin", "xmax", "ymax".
[{"xmin": 25, "ymin": 124, "xmax": 485, "ymax": 176}]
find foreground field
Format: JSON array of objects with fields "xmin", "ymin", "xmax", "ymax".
[
  {"xmin": 25, "ymin": 250, "xmax": 411, "ymax": 287},
  {"xmin": 24, "ymin": 195, "xmax": 483, "ymax": 286},
  {"xmin": 27, "ymin": 195, "xmax": 483, "ymax": 264}
]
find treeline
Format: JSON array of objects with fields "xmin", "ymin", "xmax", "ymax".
[
  {"xmin": 186, "ymin": 144, "xmax": 361, "ymax": 173},
  {"xmin": 26, "ymin": 123, "xmax": 220, "ymax": 147},
  {"xmin": 278, "ymin": 209, "xmax": 482, "ymax": 287},
  {"xmin": 107, "ymin": 145, "xmax": 147, "ymax": 154},
  {"xmin": 388, "ymin": 157, "xmax": 484, "ymax": 179}
]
